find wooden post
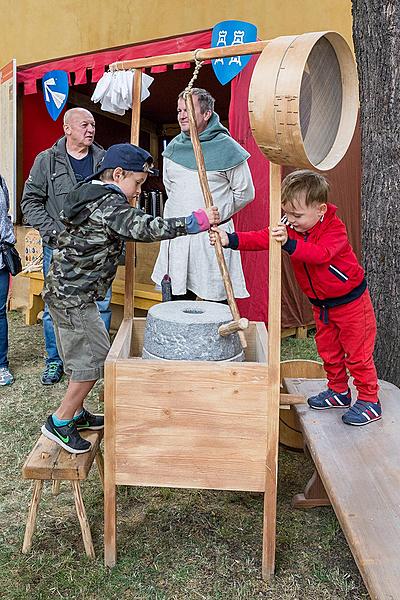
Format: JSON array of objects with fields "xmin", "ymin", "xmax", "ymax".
[
  {"xmin": 262, "ymin": 162, "xmax": 282, "ymax": 579},
  {"xmin": 185, "ymin": 91, "xmax": 247, "ymax": 349},
  {"xmin": 104, "ymin": 358, "xmax": 117, "ymax": 567},
  {"xmin": 124, "ymin": 68, "xmax": 143, "ymax": 320}
]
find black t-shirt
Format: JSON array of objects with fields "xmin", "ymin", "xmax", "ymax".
[{"xmin": 68, "ymin": 152, "xmax": 94, "ymax": 182}]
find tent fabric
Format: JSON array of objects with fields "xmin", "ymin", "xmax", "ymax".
[
  {"xmin": 229, "ymin": 54, "xmax": 315, "ymax": 328},
  {"xmin": 17, "ymin": 28, "xmax": 360, "ymax": 329},
  {"xmin": 17, "ymin": 30, "xmax": 212, "ymax": 94}
]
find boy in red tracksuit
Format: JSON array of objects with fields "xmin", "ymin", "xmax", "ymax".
[{"xmin": 210, "ymin": 169, "xmax": 381, "ymax": 426}]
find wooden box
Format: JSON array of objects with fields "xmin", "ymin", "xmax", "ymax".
[{"xmin": 104, "ymin": 317, "xmax": 270, "ymax": 565}]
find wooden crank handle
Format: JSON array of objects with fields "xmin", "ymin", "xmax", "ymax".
[
  {"xmin": 185, "ymin": 91, "xmax": 247, "ymax": 350},
  {"xmin": 218, "ymin": 318, "xmax": 249, "ymax": 337}
]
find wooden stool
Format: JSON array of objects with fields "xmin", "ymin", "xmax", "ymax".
[{"xmin": 22, "ymin": 429, "xmax": 104, "ymax": 559}]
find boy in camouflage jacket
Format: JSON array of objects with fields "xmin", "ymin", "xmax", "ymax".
[{"xmin": 41, "ymin": 143, "xmax": 219, "ymax": 454}]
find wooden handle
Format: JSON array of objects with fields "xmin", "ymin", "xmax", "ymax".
[
  {"xmin": 218, "ymin": 318, "xmax": 249, "ymax": 337},
  {"xmin": 185, "ymin": 92, "xmax": 247, "ymax": 349}
]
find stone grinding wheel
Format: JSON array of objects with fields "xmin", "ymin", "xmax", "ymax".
[
  {"xmin": 142, "ymin": 301, "xmax": 245, "ymax": 362},
  {"xmin": 248, "ymin": 31, "xmax": 359, "ymax": 171}
]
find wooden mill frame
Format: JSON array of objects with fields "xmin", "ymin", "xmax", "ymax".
[{"xmin": 103, "ymin": 35, "xmax": 357, "ymax": 579}]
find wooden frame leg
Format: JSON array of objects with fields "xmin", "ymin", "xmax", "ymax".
[
  {"xmin": 95, "ymin": 448, "xmax": 104, "ymax": 491},
  {"xmin": 292, "ymin": 469, "xmax": 331, "ymax": 509},
  {"xmin": 52, "ymin": 480, "xmax": 61, "ymax": 495},
  {"xmin": 71, "ymin": 480, "xmax": 95, "ymax": 559},
  {"xmin": 22, "ymin": 480, "xmax": 43, "ymax": 553},
  {"xmin": 104, "ymin": 479, "xmax": 117, "ymax": 567}
]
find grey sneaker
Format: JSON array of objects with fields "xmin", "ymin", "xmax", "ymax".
[{"xmin": 0, "ymin": 367, "xmax": 14, "ymax": 386}]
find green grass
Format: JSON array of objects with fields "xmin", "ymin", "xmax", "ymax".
[{"xmin": 0, "ymin": 312, "xmax": 369, "ymax": 600}]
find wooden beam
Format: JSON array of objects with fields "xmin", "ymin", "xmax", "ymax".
[{"xmin": 110, "ymin": 41, "xmax": 269, "ymax": 71}]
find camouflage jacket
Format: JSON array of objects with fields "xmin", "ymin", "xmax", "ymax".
[{"xmin": 43, "ymin": 182, "xmax": 193, "ymax": 308}]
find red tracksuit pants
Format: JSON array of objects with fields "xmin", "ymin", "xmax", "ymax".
[{"xmin": 312, "ymin": 290, "xmax": 379, "ymax": 402}]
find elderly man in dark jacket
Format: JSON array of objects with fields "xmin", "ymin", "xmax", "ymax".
[{"xmin": 21, "ymin": 107, "xmax": 108, "ymax": 385}]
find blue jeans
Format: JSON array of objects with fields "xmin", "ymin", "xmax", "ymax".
[
  {"xmin": 0, "ymin": 267, "xmax": 10, "ymax": 368},
  {"xmin": 42, "ymin": 245, "xmax": 112, "ymax": 366}
]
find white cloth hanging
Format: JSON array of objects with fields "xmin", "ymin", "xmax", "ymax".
[{"xmin": 91, "ymin": 71, "xmax": 154, "ymax": 116}]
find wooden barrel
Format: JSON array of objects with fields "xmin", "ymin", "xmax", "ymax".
[
  {"xmin": 248, "ymin": 31, "xmax": 358, "ymax": 171},
  {"xmin": 280, "ymin": 359, "xmax": 326, "ymax": 451}
]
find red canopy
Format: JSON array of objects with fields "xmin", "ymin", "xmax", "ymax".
[{"xmin": 17, "ymin": 30, "xmax": 212, "ymax": 93}]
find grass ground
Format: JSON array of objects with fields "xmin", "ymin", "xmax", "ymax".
[{"xmin": 0, "ymin": 311, "xmax": 369, "ymax": 600}]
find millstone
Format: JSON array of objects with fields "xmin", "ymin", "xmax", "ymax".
[{"xmin": 142, "ymin": 301, "xmax": 245, "ymax": 362}]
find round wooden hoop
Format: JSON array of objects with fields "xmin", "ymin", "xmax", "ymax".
[{"xmin": 249, "ymin": 31, "xmax": 359, "ymax": 171}]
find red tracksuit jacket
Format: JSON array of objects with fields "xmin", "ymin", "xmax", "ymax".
[
  {"xmin": 232, "ymin": 203, "xmax": 365, "ymax": 307},
  {"xmin": 230, "ymin": 203, "xmax": 379, "ymax": 402}
]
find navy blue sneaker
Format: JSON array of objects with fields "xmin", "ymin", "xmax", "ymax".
[
  {"xmin": 342, "ymin": 400, "xmax": 382, "ymax": 426},
  {"xmin": 41, "ymin": 415, "xmax": 91, "ymax": 454},
  {"xmin": 74, "ymin": 409, "xmax": 104, "ymax": 431},
  {"xmin": 308, "ymin": 388, "xmax": 352, "ymax": 410},
  {"xmin": 41, "ymin": 362, "xmax": 64, "ymax": 385}
]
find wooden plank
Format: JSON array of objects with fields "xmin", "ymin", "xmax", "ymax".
[
  {"xmin": 290, "ymin": 377, "xmax": 400, "ymax": 600},
  {"xmin": 113, "ymin": 360, "xmax": 269, "ymax": 492},
  {"xmin": 22, "ymin": 431, "xmax": 103, "ymax": 480}
]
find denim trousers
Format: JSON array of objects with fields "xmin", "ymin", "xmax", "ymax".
[
  {"xmin": 42, "ymin": 245, "xmax": 112, "ymax": 365},
  {"xmin": 0, "ymin": 266, "xmax": 10, "ymax": 368}
]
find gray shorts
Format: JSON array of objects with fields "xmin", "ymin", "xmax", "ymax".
[{"xmin": 48, "ymin": 302, "xmax": 110, "ymax": 381}]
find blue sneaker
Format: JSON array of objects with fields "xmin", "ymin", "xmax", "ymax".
[
  {"xmin": 308, "ymin": 388, "xmax": 352, "ymax": 410},
  {"xmin": 0, "ymin": 367, "xmax": 14, "ymax": 386},
  {"xmin": 342, "ymin": 400, "xmax": 382, "ymax": 426},
  {"xmin": 41, "ymin": 362, "xmax": 64, "ymax": 385}
]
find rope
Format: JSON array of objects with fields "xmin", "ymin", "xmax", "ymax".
[{"xmin": 183, "ymin": 49, "xmax": 204, "ymax": 95}]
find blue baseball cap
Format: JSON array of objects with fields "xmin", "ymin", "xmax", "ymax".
[{"xmin": 89, "ymin": 143, "xmax": 158, "ymax": 180}]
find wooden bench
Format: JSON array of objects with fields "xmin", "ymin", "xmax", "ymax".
[
  {"xmin": 283, "ymin": 376, "xmax": 400, "ymax": 600},
  {"xmin": 21, "ymin": 271, "xmax": 162, "ymax": 325},
  {"xmin": 22, "ymin": 429, "xmax": 104, "ymax": 558}
]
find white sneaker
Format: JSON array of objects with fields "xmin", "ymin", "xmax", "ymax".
[{"xmin": 0, "ymin": 367, "xmax": 14, "ymax": 385}]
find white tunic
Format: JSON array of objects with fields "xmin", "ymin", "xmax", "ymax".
[{"xmin": 151, "ymin": 158, "xmax": 254, "ymax": 300}]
